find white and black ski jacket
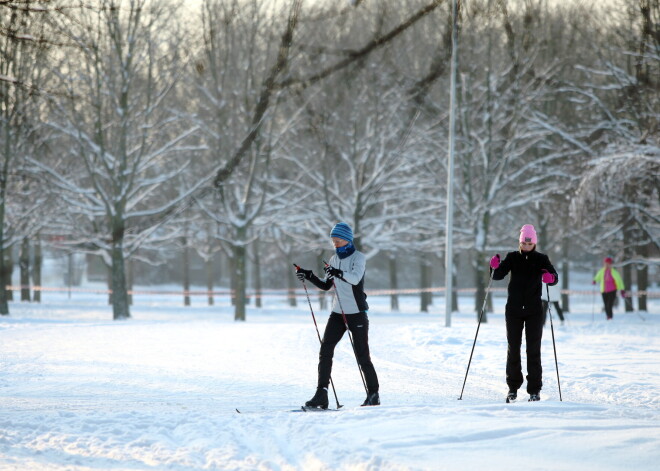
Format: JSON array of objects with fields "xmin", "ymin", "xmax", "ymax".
[{"xmin": 307, "ymin": 250, "xmax": 368, "ymax": 314}]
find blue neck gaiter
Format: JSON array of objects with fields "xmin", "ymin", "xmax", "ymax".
[{"xmin": 336, "ymin": 242, "xmax": 355, "ymax": 259}]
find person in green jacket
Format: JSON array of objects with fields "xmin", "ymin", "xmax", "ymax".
[{"xmin": 593, "ymin": 257, "xmax": 626, "ymax": 320}]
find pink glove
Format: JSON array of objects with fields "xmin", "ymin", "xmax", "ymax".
[
  {"xmin": 620, "ymin": 290, "xmax": 626, "ymax": 298},
  {"xmin": 541, "ymin": 269, "xmax": 555, "ymax": 284},
  {"xmin": 490, "ymin": 254, "xmax": 500, "ymax": 269}
]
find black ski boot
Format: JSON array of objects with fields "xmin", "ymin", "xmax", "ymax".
[
  {"xmin": 361, "ymin": 391, "xmax": 380, "ymax": 406},
  {"xmin": 305, "ymin": 387, "xmax": 329, "ymax": 410},
  {"xmin": 506, "ymin": 391, "xmax": 517, "ymax": 403},
  {"xmin": 528, "ymin": 393, "xmax": 541, "ymax": 402}
]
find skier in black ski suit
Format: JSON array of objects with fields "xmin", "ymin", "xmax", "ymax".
[
  {"xmin": 490, "ymin": 224, "xmax": 558, "ymax": 402},
  {"xmin": 295, "ymin": 222, "xmax": 380, "ymax": 409}
]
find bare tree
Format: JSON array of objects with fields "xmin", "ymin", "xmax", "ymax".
[
  {"xmin": 424, "ymin": 0, "xmax": 571, "ymax": 318},
  {"xmin": 32, "ymin": 0, "xmax": 202, "ymax": 319},
  {"xmin": 0, "ymin": 1, "xmax": 51, "ymax": 314},
  {"xmin": 208, "ymin": 0, "xmax": 446, "ymax": 204},
  {"xmin": 563, "ymin": 0, "xmax": 659, "ymax": 310}
]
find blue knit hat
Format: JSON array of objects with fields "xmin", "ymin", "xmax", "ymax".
[{"xmin": 330, "ymin": 222, "xmax": 353, "ymax": 242}]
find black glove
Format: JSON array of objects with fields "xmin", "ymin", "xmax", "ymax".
[
  {"xmin": 324, "ymin": 265, "xmax": 343, "ymax": 280},
  {"xmin": 296, "ymin": 267, "xmax": 312, "ymax": 281}
]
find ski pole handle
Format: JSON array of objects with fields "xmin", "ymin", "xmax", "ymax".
[{"xmin": 294, "ymin": 263, "xmax": 314, "ymax": 284}]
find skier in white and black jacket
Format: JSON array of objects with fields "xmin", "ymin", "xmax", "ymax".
[{"xmin": 296, "ymin": 222, "xmax": 379, "ymax": 409}]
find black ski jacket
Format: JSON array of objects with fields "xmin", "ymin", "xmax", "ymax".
[{"xmin": 491, "ymin": 249, "xmax": 558, "ymax": 313}]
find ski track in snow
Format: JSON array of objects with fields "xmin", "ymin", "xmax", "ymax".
[{"xmin": 0, "ymin": 291, "xmax": 659, "ymax": 471}]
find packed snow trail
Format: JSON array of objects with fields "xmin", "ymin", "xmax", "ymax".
[{"xmin": 1, "ymin": 291, "xmax": 658, "ymax": 470}]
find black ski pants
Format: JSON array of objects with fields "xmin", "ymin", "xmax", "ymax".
[
  {"xmin": 602, "ymin": 290, "xmax": 616, "ymax": 319},
  {"xmin": 317, "ymin": 311, "xmax": 379, "ymax": 393},
  {"xmin": 506, "ymin": 305, "xmax": 544, "ymax": 395}
]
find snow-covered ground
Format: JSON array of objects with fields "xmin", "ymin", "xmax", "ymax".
[{"xmin": 1, "ymin": 284, "xmax": 659, "ymax": 471}]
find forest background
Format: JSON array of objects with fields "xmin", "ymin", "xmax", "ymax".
[{"xmin": 0, "ymin": 0, "xmax": 658, "ymax": 321}]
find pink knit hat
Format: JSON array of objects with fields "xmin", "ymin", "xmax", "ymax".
[{"xmin": 519, "ymin": 224, "xmax": 537, "ymax": 244}]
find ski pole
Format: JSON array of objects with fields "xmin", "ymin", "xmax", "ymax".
[
  {"xmin": 293, "ymin": 264, "xmax": 343, "ymax": 409},
  {"xmin": 546, "ymin": 284, "xmax": 563, "ymax": 401},
  {"xmin": 323, "ymin": 260, "xmax": 369, "ymax": 395},
  {"xmin": 458, "ymin": 271, "xmax": 494, "ymax": 400}
]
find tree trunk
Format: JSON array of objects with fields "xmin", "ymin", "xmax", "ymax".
[
  {"xmin": 0, "ymin": 248, "xmax": 9, "ymax": 314},
  {"xmin": 233, "ymin": 227, "xmax": 247, "ymax": 321},
  {"xmin": 107, "ymin": 265, "xmax": 112, "ymax": 305},
  {"xmin": 110, "ymin": 212, "xmax": 130, "ymax": 319},
  {"xmin": 253, "ymin": 242, "xmax": 262, "ymax": 308},
  {"xmin": 475, "ymin": 255, "xmax": 492, "ymax": 320},
  {"xmin": 419, "ymin": 258, "xmax": 431, "ymax": 312},
  {"xmin": 622, "ymin": 211, "xmax": 635, "ymax": 312},
  {"xmin": 637, "ymin": 244, "xmax": 649, "ymax": 311},
  {"xmin": 452, "ymin": 272, "xmax": 459, "ymax": 313},
  {"xmin": 287, "ymin": 259, "xmax": 297, "ymax": 307},
  {"xmin": 637, "ymin": 263, "xmax": 648, "ymax": 312},
  {"xmin": 20, "ymin": 237, "xmax": 30, "ymax": 301},
  {"xmin": 474, "ymin": 251, "xmax": 485, "ymax": 315},
  {"xmin": 561, "ymin": 235, "xmax": 570, "ymax": 312},
  {"xmin": 111, "ymin": 242, "xmax": 130, "ymax": 319},
  {"xmin": 622, "ymin": 263, "xmax": 634, "ymax": 312},
  {"xmin": 206, "ymin": 257, "xmax": 214, "ymax": 306},
  {"xmin": 126, "ymin": 257, "xmax": 133, "ymax": 306},
  {"xmin": 389, "ymin": 255, "xmax": 399, "ymax": 311},
  {"xmin": 33, "ymin": 237, "xmax": 42, "ymax": 303},
  {"xmin": 182, "ymin": 238, "xmax": 191, "ymax": 307},
  {"xmin": 471, "ymin": 212, "xmax": 492, "ymax": 315},
  {"xmin": 5, "ymin": 254, "xmax": 13, "ymax": 302},
  {"xmin": 462, "ymin": 263, "xmax": 476, "ymax": 323},
  {"xmin": 474, "ymin": 214, "xmax": 489, "ymax": 315},
  {"xmin": 229, "ymin": 256, "xmax": 236, "ymax": 306},
  {"xmin": 67, "ymin": 252, "xmax": 73, "ymax": 298},
  {"xmin": 427, "ymin": 265, "xmax": 434, "ymax": 308},
  {"xmin": 419, "ymin": 259, "xmax": 429, "ymax": 312},
  {"xmin": 0, "ymin": 125, "xmax": 9, "ymax": 314}
]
